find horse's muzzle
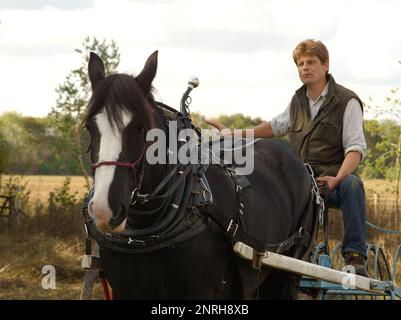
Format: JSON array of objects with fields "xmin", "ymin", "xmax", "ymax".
[
  {"xmin": 108, "ymin": 204, "xmax": 127, "ymax": 230},
  {"xmin": 88, "ymin": 201, "xmax": 126, "ymax": 233}
]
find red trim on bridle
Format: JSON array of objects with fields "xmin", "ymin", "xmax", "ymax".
[{"xmin": 91, "ymin": 146, "xmax": 146, "ymax": 171}]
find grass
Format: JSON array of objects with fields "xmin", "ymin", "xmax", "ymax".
[
  {"xmin": 3, "ymin": 175, "xmax": 399, "ymax": 204},
  {"xmin": 0, "ymin": 175, "xmax": 102, "ymax": 300},
  {"xmin": 0, "ymin": 232, "xmax": 104, "ymax": 299},
  {"xmin": 0, "ymin": 175, "xmax": 401, "ymax": 299},
  {"xmin": 1, "ymin": 175, "xmax": 90, "ymax": 203}
]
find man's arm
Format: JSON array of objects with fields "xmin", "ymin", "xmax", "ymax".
[
  {"xmin": 317, "ymin": 151, "xmax": 361, "ymax": 192},
  {"xmin": 316, "ymin": 98, "xmax": 366, "ymax": 192},
  {"xmin": 253, "ymin": 121, "xmax": 275, "ymax": 138},
  {"xmin": 336, "ymin": 151, "xmax": 361, "ymax": 181},
  {"xmin": 204, "ymin": 119, "xmax": 275, "ymax": 138},
  {"xmin": 204, "ymin": 103, "xmax": 291, "ymax": 139},
  {"xmin": 235, "ymin": 121, "xmax": 274, "ymax": 138}
]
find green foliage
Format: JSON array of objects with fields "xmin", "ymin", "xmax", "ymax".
[
  {"xmin": 53, "ymin": 36, "xmax": 120, "ymax": 118},
  {"xmin": 0, "ymin": 112, "xmax": 54, "ymax": 174},
  {"xmin": 0, "ymin": 130, "xmax": 10, "ymax": 174},
  {"xmin": 191, "ymin": 112, "xmax": 264, "ymax": 129},
  {"xmin": 217, "ymin": 113, "xmax": 290, "ymax": 146},
  {"xmin": 49, "ymin": 177, "xmax": 79, "ymax": 209},
  {"xmin": 0, "ymin": 175, "xmax": 31, "ymax": 216},
  {"xmin": 1, "ymin": 45, "xmax": 400, "ymax": 179},
  {"xmin": 45, "ymin": 177, "xmax": 83, "ymax": 238},
  {"xmin": 360, "ymin": 119, "xmax": 401, "ymax": 179},
  {"xmin": 48, "ymin": 36, "xmax": 120, "ymax": 176},
  {"xmin": 0, "ymin": 37, "xmax": 120, "ymax": 175},
  {"xmin": 3, "ymin": 108, "xmax": 401, "ymax": 178},
  {"xmin": 217, "ymin": 113, "xmax": 264, "ymax": 129},
  {"xmin": 361, "ymin": 75, "xmax": 401, "ymax": 179}
]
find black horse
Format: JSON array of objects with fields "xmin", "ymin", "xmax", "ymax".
[{"xmin": 83, "ymin": 51, "xmax": 316, "ymax": 299}]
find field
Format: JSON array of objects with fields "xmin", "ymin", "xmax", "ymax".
[
  {"xmin": 7, "ymin": 175, "xmax": 399, "ymax": 203},
  {"xmin": 0, "ymin": 175, "xmax": 401, "ymax": 299},
  {"xmin": 5, "ymin": 175, "xmax": 90, "ymax": 202},
  {"xmin": 0, "ymin": 175, "xmax": 102, "ymax": 299}
]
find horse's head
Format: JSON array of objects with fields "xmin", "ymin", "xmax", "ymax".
[{"xmin": 84, "ymin": 51, "xmax": 157, "ymax": 233}]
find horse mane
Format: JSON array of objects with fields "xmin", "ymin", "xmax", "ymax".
[{"xmin": 84, "ymin": 73, "xmax": 155, "ymax": 132}]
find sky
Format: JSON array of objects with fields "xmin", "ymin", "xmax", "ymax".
[{"xmin": 0, "ymin": 0, "xmax": 401, "ymax": 121}]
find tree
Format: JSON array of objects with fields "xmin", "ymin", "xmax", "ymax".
[
  {"xmin": 0, "ymin": 112, "xmax": 57, "ymax": 175},
  {"xmin": 366, "ymin": 59, "xmax": 401, "ymax": 221},
  {"xmin": 360, "ymin": 119, "xmax": 399, "ymax": 179},
  {"xmin": 0, "ymin": 130, "xmax": 10, "ymax": 176},
  {"xmin": 49, "ymin": 37, "xmax": 120, "ymax": 186}
]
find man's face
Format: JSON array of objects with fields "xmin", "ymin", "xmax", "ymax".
[{"xmin": 296, "ymin": 55, "xmax": 329, "ymax": 86}]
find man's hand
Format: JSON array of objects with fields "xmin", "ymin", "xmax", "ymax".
[
  {"xmin": 204, "ymin": 118, "xmax": 233, "ymax": 136},
  {"xmin": 204, "ymin": 118, "xmax": 225, "ymax": 131},
  {"xmin": 316, "ymin": 176, "xmax": 341, "ymax": 193}
]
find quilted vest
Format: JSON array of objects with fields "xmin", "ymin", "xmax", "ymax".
[{"xmin": 288, "ymin": 74, "xmax": 363, "ymax": 177}]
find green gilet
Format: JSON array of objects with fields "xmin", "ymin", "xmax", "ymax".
[{"xmin": 288, "ymin": 74, "xmax": 363, "ymax": 177}]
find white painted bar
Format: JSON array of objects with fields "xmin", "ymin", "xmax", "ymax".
[{"xmin": 233, "ymin": 242, "xmax": 382, "ymax": 293}]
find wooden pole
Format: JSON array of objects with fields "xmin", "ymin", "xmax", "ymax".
[
  {"xmin": 234, "ymin": 242, "xmax": 383, "ymax": 293},
  {"xmin": 80, "ymin": 242, "xmax": 100, "ymax": 300}
]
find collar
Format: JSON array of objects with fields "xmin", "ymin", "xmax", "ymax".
[
  {"xmin": 296, "ymin": 73, "xmax": 336, "ymax": 101},
  {"xmin": 306, "ymin": 82, "xmax": 329, "ymax": 104}
]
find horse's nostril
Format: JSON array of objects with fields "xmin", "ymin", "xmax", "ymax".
[{"xmin": 108, "ymin": 205, "xmax": 126, "ymax": 229}]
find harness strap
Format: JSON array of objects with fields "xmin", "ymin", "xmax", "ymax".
[
  {"xmin": 207, "ymin": 208, "xmax": 312, "ymax": 254},
  {"xmin": 132, "ymin": 164, "xmax": 193, "ymax": 205},
  {"xmin": 99, "ymin": 272, "xmax": 113, "ymax": 300},
  {"xmin": 209, "ymin": 162, "xmax": 321, "ymax": 257},
  {"xmin": 207, "ymin": 210, "xmax": 267, "ymax": 252},
  {"xmin": 322, "ymin": 183, "xmax": 330, "ymax": 254}
]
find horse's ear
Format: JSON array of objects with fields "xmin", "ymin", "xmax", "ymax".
[
  {"xmin": 88, "ymin": 52, "xmax": 105, "ymax": 91},
  {"xmin": 136, "ymin": 51, "xmax": 158, "ymax": 94}
]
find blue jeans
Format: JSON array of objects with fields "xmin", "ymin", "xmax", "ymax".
[{"xmin": 328, "ymin": 175, "xmax": 367, "ymax": 257}]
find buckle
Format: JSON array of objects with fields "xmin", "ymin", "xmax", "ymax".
[
  {"xmin": 82, "ymin": 255, "xmax": 101, "ymax": 270},
  {"xmin": 227, "ymin": 219, "xmax": 239, "ymax": 237},
  {"xmin": 82, "ymin": 255, "xmax": 92, "ymax": 270},
  {"xmin": 130, "ymin": 188, "xmax": 149, "ymax": 205},
  {"xmin": 202, "ymin": 189, "xmax": 213, "ymax": 203}
]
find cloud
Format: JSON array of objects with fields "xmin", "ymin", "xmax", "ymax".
[
  {"xmin": 166, "ymin": 28, "xmax": 272, "ymax": 53},
  {"xmin": 0, "ymin": 43, "xmax": 74, "ymax": 57},
  {"xmin": 1, "ymin": 0, "xmax": 401, "ymax": 121},
  {"xmin": 0, "ymin": 0, "xmax": 93, "ymax": 10}
]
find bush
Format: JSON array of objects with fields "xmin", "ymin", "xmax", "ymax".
[{"xmin": 15, "ymin": 177, "xmax": 86, "ymax": 239}]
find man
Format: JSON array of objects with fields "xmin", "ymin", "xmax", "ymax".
[{"xmin": 205, "ymin": 39, "xmax": 369, "ymax": 277}]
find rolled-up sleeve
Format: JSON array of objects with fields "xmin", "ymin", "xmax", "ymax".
[
  {"xmin": 343, "ymin": 98, "xmax": 367, "ymax": 161},
  {"xmin": 271, "ymin": 103, "xmax": 291, "ymax": 137}
]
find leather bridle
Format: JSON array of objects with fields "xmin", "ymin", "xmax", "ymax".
[
  {"xmin": 91, "ymin": 146, "xmax": 146, "ymax": 186},
  {"xmin": 91, "ymin": 147, "xmax": 145, "ymax": 171}
]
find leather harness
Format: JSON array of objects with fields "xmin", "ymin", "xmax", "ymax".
[{"xmin": 83, "ymin": 101, "xmax": 323, "ymax": 261}]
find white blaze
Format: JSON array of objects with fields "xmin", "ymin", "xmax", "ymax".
[{"xmin": 88, "ymin": 108, "xmax": 132, "ymax": 231}]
